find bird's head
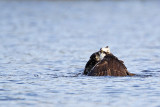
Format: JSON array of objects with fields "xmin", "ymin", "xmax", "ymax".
[
  {"xmin": 99, "ymin": 46, "xmax": 110, "ymax": 60},
  {"xmin": 100, "ymin": 46, "xmax": 110, "ymax": 54}
]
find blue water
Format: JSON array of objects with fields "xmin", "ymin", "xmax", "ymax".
[{"xmin": 0, "ymin": 0, "xmax": 160, "ymax": 107}]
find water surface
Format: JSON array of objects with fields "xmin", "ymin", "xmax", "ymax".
[{"xmin": 0, "ymin": 0, "xmax": 160, "ymax": 107}]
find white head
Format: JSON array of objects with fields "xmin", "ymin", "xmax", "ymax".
[
  {"xmin": 99, "ymin": 46, "xmax": 110, "ymax": 60},
  {"xmin": 100, "ymin": 46, "xmax": 110, "ymax": 54}
]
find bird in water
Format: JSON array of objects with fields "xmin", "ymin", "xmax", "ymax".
[{"xmin": 83, "ymin": 46, "xmax": 135, "ymax": 76}]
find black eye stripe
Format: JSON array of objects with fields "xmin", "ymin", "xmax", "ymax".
[{"xmin": 104, "ymin": 52, "xmax": 107, "ymax": 54}]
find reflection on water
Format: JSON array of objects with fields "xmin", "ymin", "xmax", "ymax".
[{"xmin": 0, "ymin": 0, "xmax": 160, "ymax": 107}]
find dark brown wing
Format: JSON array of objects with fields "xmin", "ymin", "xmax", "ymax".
[
  {"xmin": 87, "ymin": 60, "xmax": 109, "ymax": 76},
  {"xmin": 88, "ymin": 54, "xmax": 135, "ymax": 76},
  {"xmin": 83, "ymin": 58, "xmax": 98, "ymax": 75},
  {"xmin": 83, "ymin": 52, "xmax": 99, "ymax": 75}
]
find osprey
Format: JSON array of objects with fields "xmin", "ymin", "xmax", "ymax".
[{"xmin": 83, "ymin": 46, "xmax": 135, "ymax": 76}]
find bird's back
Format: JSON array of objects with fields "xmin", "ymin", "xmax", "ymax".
[{"xmin": 87, "ymin": 54, "xmax": 135, "ymax": 76}]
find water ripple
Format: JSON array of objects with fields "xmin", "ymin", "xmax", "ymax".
[{"xmin": 0, "ymin": 1, "xmax": 160, "ymax": 107}]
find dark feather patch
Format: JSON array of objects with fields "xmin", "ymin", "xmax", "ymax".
[{"xmin": 88, "ymin": 53, "xmax": 135, "ymax": 76}]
